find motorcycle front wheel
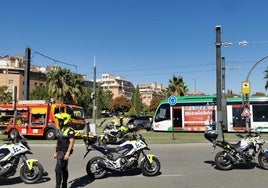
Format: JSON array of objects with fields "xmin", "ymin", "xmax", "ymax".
[
  {"xmin": 140, "ymin": 156, "xmax": 161, "ymax": 176},
  {"xmin": 20, "ymin": 161, "xmax": 44, "ymax": 184},
  {"xmin": 214, "ymin": 151, "xmax": 233, "ymax": 170},
  {"xmin": 258, "ymin": 152, "xmax": 268, "ymax": 170},
  {"xmin": 86, "ymin": 156, "xmax": 107, "ymax": 179}
]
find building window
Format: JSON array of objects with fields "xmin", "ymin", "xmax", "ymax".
[{"xmin": 9, "ymin": 79, "xmax": 14, "ymax": 84}]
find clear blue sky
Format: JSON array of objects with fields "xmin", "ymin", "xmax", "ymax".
[{"xmin": 1, "ymin": 0, "xmax": 268, "ymax": 95}]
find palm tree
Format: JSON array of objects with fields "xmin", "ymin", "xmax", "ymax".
[
  {"xmin": 66, "ymin": 73, "xmax": 84, "ymax": 104},
  {"xmin": 168, "ymin": 75, "xmax": 188, "ymax": 96},
  {"xmin": 46, "ymin": 67, "xmax": 83, "ymax": 104}
]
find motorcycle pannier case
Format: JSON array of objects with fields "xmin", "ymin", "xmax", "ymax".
[{"xmin": 204, "ymin": 130, "xmax": 218, "ymax": 143}]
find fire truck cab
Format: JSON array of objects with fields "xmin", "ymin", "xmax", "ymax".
[{"xmin": 0, "ymin": 100, "xmax": 85, "ymax": 140}]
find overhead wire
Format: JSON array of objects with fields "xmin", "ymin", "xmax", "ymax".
[
  {"xmin": 29, "ymin": 42, "xmax": 268, "ymax": 80},
  {"xmin": 31, "ymin": 48, "xmax": 77, "ymax": 73}
]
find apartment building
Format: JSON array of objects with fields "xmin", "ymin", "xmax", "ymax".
[
  {"xmin": 138, "ymin": 82, "xmax": 165, "ymax": 106},
  {"xmin": 0, "ymin": 55, "xmax": 46, "ymax": 100},
  {"xmin": 98, "ymin": 74, "xmax": 135, "ymax": 99},
  {"xmin": 1, "ymin": 55, "xmax": 164, "ymax": 106}
]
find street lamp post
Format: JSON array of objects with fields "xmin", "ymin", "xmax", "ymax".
[
  {"xmin": 193, "ymin": 78, "xmax": 196, "ymax": 94},
  {"xmin": 215, "ymin": 25, "xmax": 223, "ymax": 140},
  {"xmin": 243, "ymin": 55, "xmax": 268, "ymax": 131}
]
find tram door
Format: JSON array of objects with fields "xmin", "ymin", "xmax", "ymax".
[
  {"xmin": 232, "ymin": 105, "xmax": 248, "ymax": 131},
  {"xmin": 173, "ymin": 106, "xmax": 182, "ymax": 130}
]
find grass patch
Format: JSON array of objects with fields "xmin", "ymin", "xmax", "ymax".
[{"xmin": 2, "ymin": 126, "xmax": 268, "ymax": 144}]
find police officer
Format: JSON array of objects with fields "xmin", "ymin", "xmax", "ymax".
[{"xmin": 53, "ymin": 113, "xmax": 75, "ymax": 188}]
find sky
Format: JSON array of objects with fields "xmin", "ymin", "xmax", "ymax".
[{"xmin": 1, "ymin": 0, "xmax": 268, "ymax": 95}]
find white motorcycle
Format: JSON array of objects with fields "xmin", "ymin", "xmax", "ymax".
[
  {"xmin": 0, "ymin": 130, "xmax": 46, "ymax": 183},
  {"xmin": 83, "ymin": 125, "xmax": 161, "ymax": 179},
  {"xmin": 205, "ymin": 129, "xmax": 268, "ymax": 170}
]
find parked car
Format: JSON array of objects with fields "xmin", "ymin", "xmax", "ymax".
[{"xmin": 127, "ymin": 116, "xmax": 152, "ymax": 131}]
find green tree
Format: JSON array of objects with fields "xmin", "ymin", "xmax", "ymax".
[
  {"xmin": 131, "ymin": 86, "xmax": 142, "ymax": 115},
  {"xmin": 95, "ymin": 88, "xmax": 108, "ymax": 118},
  {"xmin": 66, "ymin": 73, "xmax": 84, "ymax": 104},
  {"xmin": 29, "ymin": 86, "xmax": 50, "ymax": 100},
  {"xmin": 46, "ymin": 67, "xmax": 83, "ymax": 104},
  {"xmin": 101, "ymin": 89, "xmax": 113, "ymax": 112},
  {"xmin": 0, "ymin": 86, "xmax": 12, "ymax": 103},
  {"xmin": 168, "ymin": 75, "xmax": 188, "ymax": 96},
  {"xmin": 149, "ymin": 96, "xmax": 166, "ymax": 112},
  {"xmin": 110, "ymin": 95, "xmax": 132, "ymax": 114},
  {"xmin": 77, "ymin": 87, "xmax": 93, "ymax": 117},
  {"xmin": 252, "ymin": 92, "xmax": 266, "ymax": 96}
]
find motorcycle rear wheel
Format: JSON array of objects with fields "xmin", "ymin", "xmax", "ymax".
[
  {"xmin": 86, "ymin": 156, "xmax": 107, "ymax": 179},
  {"xmin": 258, "ymin": 153, "xmax": 268, "ymax": 170},
  {"xmin": 140, "ymin": 156, "xmax": 161, "ymax": 176},
  {"xmin": 20, "ymin": 161, "xmax": 44, "ymax": 184},
  {"xmin": 214, "ymin": 151, "xmax": 233, "ymax": 170}
]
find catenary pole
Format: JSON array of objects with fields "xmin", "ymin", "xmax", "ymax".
[
  {"xmin": 24, "ymin": 47, "xmax": 31, "ymax": 100},
  {"xmin": 93, "ymin": 56, "xmax": 96, "ymax": 125},
  {"xmin": 215, "ymin": 26, "xmax": 223, "ymax": 140}
]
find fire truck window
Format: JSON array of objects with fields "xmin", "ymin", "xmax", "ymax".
[
  {"xmin": 31, "ymin": 114, "xmax": 45, "ymax": 125},
  {"xmin": 66, "ymin": 107, "xmax": 73, "ymax": 116},
  {"xmin": 54, "ymin": 107, "xmax": 64, "ymax": 115}
]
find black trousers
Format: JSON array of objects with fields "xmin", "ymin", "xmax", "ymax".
[{"xmin": 55, "ymin": 152, "xmax": 69, "ymax": 188}]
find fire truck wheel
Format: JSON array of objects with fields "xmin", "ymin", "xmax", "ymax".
[{"xmin": 45, "ymin": 129, "xmax": 56, "ymax": 140}]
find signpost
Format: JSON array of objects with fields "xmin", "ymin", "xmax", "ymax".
[
  {"xmin": 242, "ymin": 81, "xmax": 250, "ymax": 95},
  {"xmin": 241, "ymin": 107, "xmax": 251, "ymax": 117},
  {"xmin": 242, "ymin": 81, "xmax": 251, "ymax": 131},
  {"xmin": 168, "ymin": 96, "xmax": 176, "ymax": 140}
]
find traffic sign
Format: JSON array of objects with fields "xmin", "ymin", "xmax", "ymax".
[
  {"xmin": 168, "ymin": 96, "xmax": 177, "ymax": 106},
  {"xmin": 242, "ymin": 81, "xmax": 250, "ymax": 94},
  {"xmin": 241, "ymin": 107, "xmax": 251, "ymax": 117}
]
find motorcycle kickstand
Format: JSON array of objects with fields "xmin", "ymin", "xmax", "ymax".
[{"xmin": 211, "ymin": 144, "xmax": 216, "ymax": 153}]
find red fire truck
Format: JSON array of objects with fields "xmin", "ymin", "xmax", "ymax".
[{"xmin": 0, "ymin": 100, "xmax": 86, "ymax": 139}]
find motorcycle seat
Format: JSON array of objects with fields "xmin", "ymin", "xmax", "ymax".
[{"xmin": 222, "ymin": 140, "xmax": 241, "ymax": 150}]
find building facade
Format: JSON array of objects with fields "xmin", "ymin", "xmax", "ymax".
[
  {"xmin": 139, "ymin": 82, "xmax": 165, "ymax": 106},
  {"xmin": 0, "ymin": 55, "xmax": 47, "ymax": 100},
  {"xmin": 1, "ymin": 55, "xmax": 165, "ymax": 106},
  {"xmin": 98, "ymin": 74, "xmax": 135, "ymax": 99}
]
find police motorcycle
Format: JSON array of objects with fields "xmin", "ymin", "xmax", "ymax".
[
  {"xmin": 0, "ymin": 129, "xmax": 46, "ymax": 183},
  {"xmin": 83, "ymin": 123, "xmax": 161, "ymax": 179},
  {"xmin": 97, "ymin": 124, "xmax": 132, "ymax": 145},
  {"xmin": 204, "ymin": 123, "xmax": 268, "ymax": 170}
]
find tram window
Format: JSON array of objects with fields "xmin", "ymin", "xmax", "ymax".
[
  {"xmin": 155, "ymin": 104, "xmax": 170, "ymax": 122},
  {"xmin": 253, "ymin": 104, "xmax": 268, "ymax": 122}
]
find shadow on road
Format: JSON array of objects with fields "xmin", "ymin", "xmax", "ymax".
[
  {"xmin": 0, "ymin": 177, "xmax": 22, "ymax": 185},
  {"xmin": 69, "ymin": 175, "xmax": 94, "ymax": 187},
  {"xmin": 204, "ymin": 160, "xmax": 257, "ymax": 170},
  {"xmin": 0, "ymin": 175, "xmax": 51, "ymax": 186},
  {"xmin": 204, "ymin": 160, "xmax": 215, "ymax": 166}
]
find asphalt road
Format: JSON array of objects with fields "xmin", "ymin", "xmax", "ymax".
[{"xmin": 1, "ymin": 142, "xmax": 268, "ymax": 188}]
